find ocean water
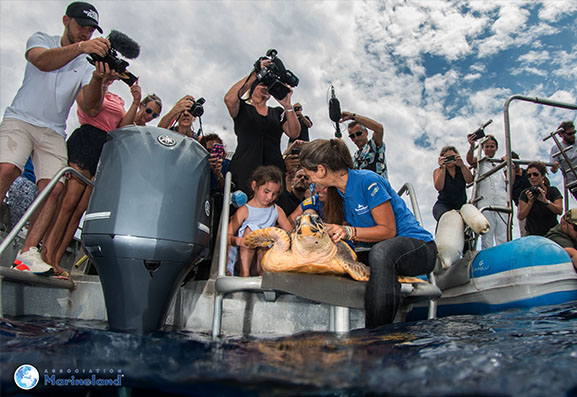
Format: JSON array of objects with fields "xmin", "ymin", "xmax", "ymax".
[{"xmin": 1, "ymin": 301, "xmax": 577, "ymax": 397}]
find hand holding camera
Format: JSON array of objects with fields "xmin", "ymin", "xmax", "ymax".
[
  {"xmin": 208, "ymin": 144, "xmax": 224, "ymax": 175},
  {"xmin": 254, "ymin": 49, "xmax": 299, "ymax": 100},
  {"xmin": 527, "ymin": 185, "xmax": 545, "ymax": 201}
]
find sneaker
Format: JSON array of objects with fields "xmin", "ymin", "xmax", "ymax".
[{"xmin": 12, "ymin": 247, "xmax": 54, "ymax": 275}]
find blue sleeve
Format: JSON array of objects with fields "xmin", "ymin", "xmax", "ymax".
[{"xmin": 360, "ymin": 172, "xmax": 390, "ymax": 211}]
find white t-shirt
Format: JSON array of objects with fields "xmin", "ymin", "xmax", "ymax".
[
  {"xmin": 476, "ymin": 159, "xmax": 508, "ymax": 206},
  {"xmin": 3, "ymin": 32, "xmax": 94, "ymax": 137}
]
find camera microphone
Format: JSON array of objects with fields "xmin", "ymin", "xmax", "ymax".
[
  {"xmin": 108, "ymin": 30, "xmax": 140, "ymax": 59},
  {"xmin": 329, "ymin": 86, "xmax": 342, "ymax": 138}
]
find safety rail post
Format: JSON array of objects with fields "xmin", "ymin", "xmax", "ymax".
[
  {"xmin": 211, "ymin": 172, "xmax": 233, "ymax": 338},
  {"xmin": 0, "ymin": 166, "xmax": 93, "ymax": 257},
  {"xmin": 397, "ymin": 182, "xmax": 438, "ymax": 319},
  {"xmin": 503, "ymin": 95, "xmax": 577, "ymax": 239}
]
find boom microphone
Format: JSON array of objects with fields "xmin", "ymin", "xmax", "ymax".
[
  {"xmin": 329, "ymin": 86, "xmax": 342, "ymax": 138},
  {"xmin": 108, "ymin": 30, "xmax": 140, "ymax": 59}
]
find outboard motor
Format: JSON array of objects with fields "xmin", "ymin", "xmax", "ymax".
[{"xmin": 82, "ymin": 126, "xmax": 211, "ymax": 334}]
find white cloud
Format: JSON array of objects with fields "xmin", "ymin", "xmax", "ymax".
[{"xmin": 1, "ymin": 0, "xmax": 576, "ymax": 235}]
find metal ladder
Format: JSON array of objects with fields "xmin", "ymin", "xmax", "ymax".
[{"xmin": 543, "ymin": 127, "xmax": 577, "ymax": 211}]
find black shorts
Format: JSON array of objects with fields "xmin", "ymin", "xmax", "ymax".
[{"xmin": 66, "ymin": 124, "xmax": 107, "ymax": 177}]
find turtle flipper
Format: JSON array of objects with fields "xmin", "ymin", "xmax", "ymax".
[
  {"xmin": 244, "ymin": 227, "xmax": 290, "ymax": 250},
  {"xmin": 341, "ymin": 260, "xmax": 370, "ymax": 282}
]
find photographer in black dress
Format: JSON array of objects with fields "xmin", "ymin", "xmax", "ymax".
[
  {"xmin": 224, "ymin": 51, "xmax": 300, "ymax": 195},
  {"xmin": 432, "ymin": 146, "xmax": 473, "ymax": 222},
  {"xmin": 518, "ymin": 161, "xmax": 563, "ymax": 236}
]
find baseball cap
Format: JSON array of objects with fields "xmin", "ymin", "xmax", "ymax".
[
  {"xmin": 65, "ymin": 2, "xmax": 102, "ymax": 33},
  {"xmin": 562, "ymin": 209, "xmax": 577, "ymax": 225}
]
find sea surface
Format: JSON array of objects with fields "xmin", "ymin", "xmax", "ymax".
[{"xmin": 1, "ymin": 301, "xmax": 577, "ymax": 397}]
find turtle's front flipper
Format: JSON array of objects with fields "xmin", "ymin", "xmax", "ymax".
[{"xmin": 244, "ymin": 227, "xmax": 290, "ymax": 251}]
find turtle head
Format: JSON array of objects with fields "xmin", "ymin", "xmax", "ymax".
[{"xmin": 295, "ymin": 213, "xmax": 326, "ymax": 238}]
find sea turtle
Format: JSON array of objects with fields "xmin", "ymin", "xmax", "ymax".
[{"xmin": 244, "ymin": 213, "xmax": 370, "ymax": 281}]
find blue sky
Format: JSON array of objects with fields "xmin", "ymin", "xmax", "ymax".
[{"xmin": 1, "ymin": 0, "xmax": 577, "ymax": 234}]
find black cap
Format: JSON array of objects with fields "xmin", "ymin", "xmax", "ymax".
[{"xmin": 65, "ymin": 2, "xmax": 102, "ymax": 33}]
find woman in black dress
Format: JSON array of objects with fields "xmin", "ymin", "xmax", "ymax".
[
  {"xmin": 432, "ymin": 146, "xmax": 473, "ymax": 222},
  {"xmin": 224, "ymin": 58, "xmax": 300, "ymax": 194},
  {"xmin": 518, "ymin": 161, "xmax": 563, "ymax": 236}
]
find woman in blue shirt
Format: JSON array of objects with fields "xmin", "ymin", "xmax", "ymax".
[{"xmin": 299, "ymin": 139, "xmax": 437, "ymax": 328}]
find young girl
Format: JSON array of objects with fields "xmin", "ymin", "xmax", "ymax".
[{"xmin": 227, "ymin": 166, "xmax": 292, "ymax": 277}]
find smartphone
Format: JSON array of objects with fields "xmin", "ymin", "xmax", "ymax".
[{"xmin": 211, "ymin": 143, "xmax": 224, "ymax": 158}]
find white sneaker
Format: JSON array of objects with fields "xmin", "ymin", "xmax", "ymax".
[{"xmin": 12, "ymin": 247, "xmax": 54, "ymax": 275}]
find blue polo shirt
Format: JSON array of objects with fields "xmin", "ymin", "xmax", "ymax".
[
  {"xmin": 339, "ymin": 169, "xmax": 433, "ymax": 243},
  {"xmin": 300, "ymin": 194, "xmax": 324, "ymax": 218}
]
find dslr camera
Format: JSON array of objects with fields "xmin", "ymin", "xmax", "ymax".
[
  {"xmin": 186, "ymin": 97, "xmax": 206, "ymax": 117},
  {"xmin": 87, "ymin": 30, "xmax": 140, "ymax": 86},
  {"xmin": 468, "ymin": 129, "xmax": 485, "ymax": 141},
  {"xmin": 254, "ymin": 49, "xmax": 299, "ymax": 100},
  {"xmin": 528, "ymin": 186, "xmax": 541, "ymax": 198}
]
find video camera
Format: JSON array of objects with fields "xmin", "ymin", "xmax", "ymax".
[
  {"xmin": 88, "ymin": 30, "xmax": 140, "ymax": 86},
  {"xmin": 254, "ymin": 49, "xmax": 299, "ymax": 100}
]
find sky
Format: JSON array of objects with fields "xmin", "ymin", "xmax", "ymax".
[{"xmin": 1, "ymin": 0, "xmax": 577, "ymax": 235}]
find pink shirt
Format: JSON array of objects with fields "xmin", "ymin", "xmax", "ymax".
[{"xmin": 77, "ymin": 91, "xmax": 125, "ymax": 132}]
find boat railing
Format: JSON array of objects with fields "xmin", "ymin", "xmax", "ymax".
[
  {"xmin": 0, "ymin": 166, "xmax": 94, "ymax": 258},
  {"xmin": 543, "ymin": 127, "xmax": 577, "ymax": 211},
  {"xmin": 503, "ymin": 95, "xmax": 577, "ymax": 238}
]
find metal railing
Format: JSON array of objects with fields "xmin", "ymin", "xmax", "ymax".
[
  {"xmin": 503, "ymin": 95, "xmax": 577, "ymax": 238},
  {"xmin": 0, "ymin": 166, "xmax": 93, "ymax": 257}
]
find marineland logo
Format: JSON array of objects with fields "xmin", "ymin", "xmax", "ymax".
[
  {"xmin": 14, "ymin": 364, "xmax": 39, "ymax": 390},
  {"xmin": 354, "ymin": 203, "xmax": 370, "ymax": 215},
  {"xmin": 157, "ymin": 135, "xmax": 176, "ymax": 147}
]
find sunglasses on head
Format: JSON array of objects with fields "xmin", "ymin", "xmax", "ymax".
[
  {"xmin": 349, "ymin": 131, "xmax": 363, "ymax": 139},
  {"xmin": 527, "ymin": 172, "xmax": 541, "ymax": 177},
  {"xmin": 142, "ymin": 105, "xmax": 159, "ymax": 119}
]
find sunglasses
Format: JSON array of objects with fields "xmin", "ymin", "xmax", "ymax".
[
  {"xmin": 527, "ymin": 172, "xmax": 541, "ymax": 177},
  {"xmin": 294, "ymin": 106, "xmax": 302, "ymax": 111},
  {"xmin": 142, "ymin": 105, "xmax": 159, "ymax": 119},
  {"xmin": 565, "ymin": 132, "xmax": 576, "ymax": 136},
  {"xmin": 349, "ymin": 131, "xmax": 363, "ymax": 139}
]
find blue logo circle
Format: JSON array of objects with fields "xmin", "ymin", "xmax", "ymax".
[{"xmin": 14, "ymin": 364, "xmax": 39, "ymax": 390}]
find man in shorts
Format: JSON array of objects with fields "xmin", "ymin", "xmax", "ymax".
[{"xmin": 0, "ymin": 2, "xmax": 111, "ymax": 274}]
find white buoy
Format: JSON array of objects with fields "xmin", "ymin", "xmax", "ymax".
[
  {"xmin": 435, "ymin": 210, "xmax": 465, "ymax": 269},
  {"xmin": 460, "ymin": 203, "xmax": 490, "ymax": 234}
]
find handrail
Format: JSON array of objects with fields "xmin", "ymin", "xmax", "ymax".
[
  {"xmin": 397, "ymin": 183, "xmax": 423, "ymax": 225},
  {"xmin": 396, "ymin": 182, "xmax": 437, "ymax": 319},
  {"xmin": 0, "ymin": 166, "xmax": 93, "ymax": 257},
  {"xmin": 217, "ymin": 172, "xmax": 233, "ymax": 277},
  {"xmin": 503, "ymin": 95, "xmax": 577, "ymax": 237}
]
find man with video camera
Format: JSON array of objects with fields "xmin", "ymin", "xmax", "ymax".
[
  {"xmin": 158, "ymin": 95, "xmax": 204, "ymax": 141},
  {"xmin": 550, "ymin": 121, "xmax": 577, "ymax": 200},
  {"xmin": 0, "ymin": 1, "xmax": 114, "ymax": 274},
  {"xmin": 341, "ymin": 111, "xmax": 387, "ymax": 179},
  {"xmin": 224, "ymin": 51, "xmax": 300, "ymax": 195}
]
